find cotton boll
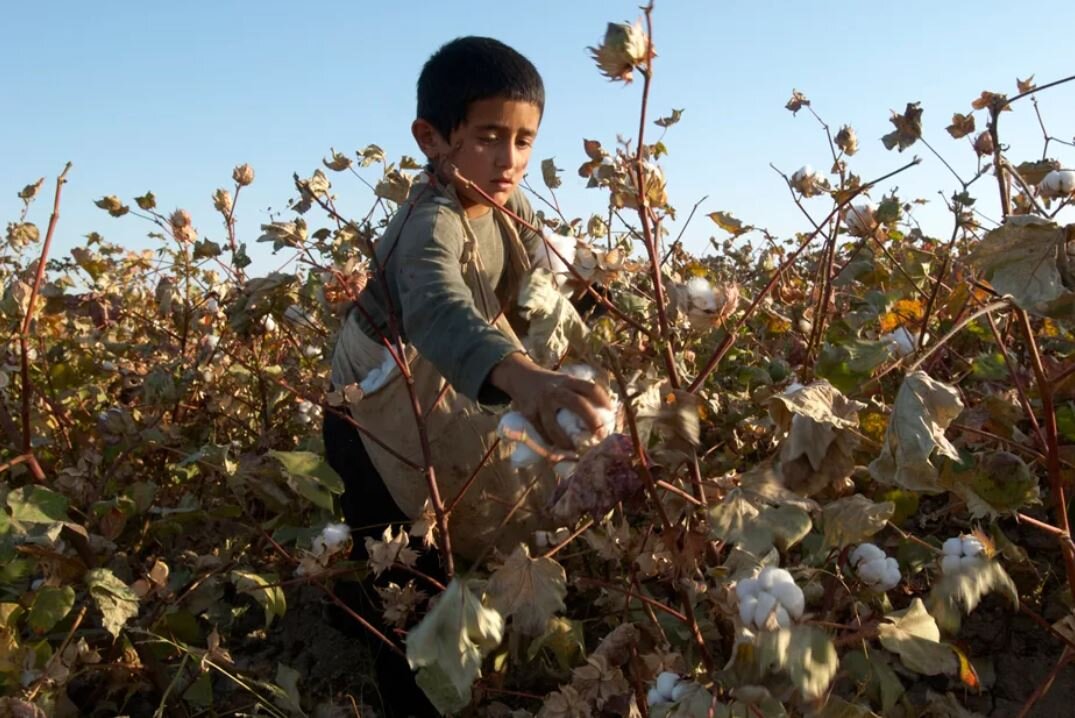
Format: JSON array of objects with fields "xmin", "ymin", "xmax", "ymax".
[
  {"xmin": 511, "ymin": 443, "xmax": 544, "ymax": 468},
  {"xmin": 737, "ymin": 577, "xmax": 759, "ymax": 598},
  {"xmin": 758, "ymin": 566, "xmax": 794, "ymax": 591},
  {"xmin": 533, "ymin": 233, "xmax": 577, "ymax": 276},
  {"xmin": 753, "ymin": 591, "xmax": 778, "ymax": 628},
  {"xmin": 774, "ymin": 605, "xmax": 791, "ymax": 629},
  {"xmin": 960, "ymin": 555, "xmax": 983, "ymax": 571},
  {"xmin": 656, "ymin": 672, "xmax": 680, "ymax": 700},
  {"xmin": 941, "ymin": 554, "xmax": 962, "ymax": 575},
  {"xmin": 303, "ymin": 344, "xmax": 321, "ymax": 358},
  {"xmin": 882, "ymin": 559, "xmax": 901, "ymax": 590},
  {"xmin": 739, "ymin": 595, "xmax": 758, "ymax": 625},
  {"xmin": 647, "ymin": 688, "xmax": 664, "ymax": 707},
  {"xmin": 961, "ymin": 536, "xmax": 984, "ymax": 557},
  {"xmin": 769, "ymin": 580, "xmax": 805, "ymax": 619},
  {"xmin": 942, "ymin": 537, "xmax": 964, "ymax": 556},
  {"xmin": 319, "ymin": 523, "xmax": 351, "ymax": 553},
  {"xmin": 883, "ymin": 327, "xmax": 916, "ymax": 357},
  {"xmin": 1041, "ymin": 169, "xmax": 1075, "ymax": 198},
  {"xmin": 843, "ymin": 202, "xmax": 878, "ymax": 237},
  {"xmin": 262, "ymin": 315, "xmax": 278, "ymax": 333},
  {"xmin": 686, "ymin": 277, "xmax": 719, "ymax": 313},
  {"xmin": 851, "ymin": 543, "xmax": 885, "ymax": 567}
]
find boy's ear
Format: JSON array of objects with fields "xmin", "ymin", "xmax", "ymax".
[{"xmin": 411, "ymin": 118, "xmax": 448, "ymax": 161}]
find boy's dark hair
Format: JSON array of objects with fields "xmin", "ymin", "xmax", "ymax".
[{"xmin": 417, "ymin": 36, "xmax": 545, "ymax": 140}]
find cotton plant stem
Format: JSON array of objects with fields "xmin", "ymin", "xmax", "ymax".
[
  {"xmin": 1015, "ymin": 308, "xmax": 1075, "ymax": 603},
  {"xmin": 18, "ymin": 163, "xmax": 71, "ymax": 470},
  {"xmin": 985, "ymin": 311, "xmax": 1045, "ymax": 448},
  {"xmin": 1015, "ymin": 647, "xmax": 1072, "ymax": 718},
  {"xmin": 631, "ymin": 3, "xmax": 681, "ymax": 390},
  {"xmin": 607, "ymin": 347, "xmax": 715, "ymax": 673},
  {"xmin": 305, "ymin": 178, "xmax": 456, "ymax": 579},
  {"xmin": 906, "ymin": 300, "xmax": 1010, "ymax": 372}
]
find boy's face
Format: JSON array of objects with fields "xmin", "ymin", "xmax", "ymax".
[{"xmin": 416, "ymin": 98, "xmax": 541, "ymax": 217}]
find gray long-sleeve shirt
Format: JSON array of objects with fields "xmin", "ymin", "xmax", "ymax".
[{"xmin": 330, "ymin": 179, "xmax": 543, "ymax": 403}]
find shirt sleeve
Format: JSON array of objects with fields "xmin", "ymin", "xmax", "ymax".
[{"xmin": 395, "ymin": 206, "xmax": 521, "ymax": 403}]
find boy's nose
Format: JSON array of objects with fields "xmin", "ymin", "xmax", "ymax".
[{"xmin": 495, "ymin": 143, "xmax": 518, "ymax": 169}]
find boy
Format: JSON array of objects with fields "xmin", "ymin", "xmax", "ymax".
[{"xmin": 322, "ymin": 36, "xmax": 609, "ymax": 716}]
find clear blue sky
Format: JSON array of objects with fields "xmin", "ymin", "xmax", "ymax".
[{"xmin": 4, "ymin": 1, "xmax": 1075, "ymax": 277}]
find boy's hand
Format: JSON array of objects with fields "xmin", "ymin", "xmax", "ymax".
[{"xmin": 490, "ymin": 352, "xmax": 612, "ymax": 451}]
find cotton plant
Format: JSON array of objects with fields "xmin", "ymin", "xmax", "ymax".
[
  {"xmin": 672, "ymin": 276, "xmax": 740, "ymax": 330},
  {"xmin": 736, "ymin": 566, "xmax": 805, "ymax": 631},
  {"xmin": 850, "ymin": 543, "xmax": 902, "ymax": 592}
]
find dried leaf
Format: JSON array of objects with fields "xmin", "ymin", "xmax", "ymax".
[
  {"xmin": 85, "ymin": 568, "xmax": 140, "ymax": 638},
  {"xmin": 822, "ymin": 494, "xmax": 894, "ymax": 548},
  {"xmin": 881, "ymin": 102, "xmax": 923, "ymax": 152},
  {"xmin": 541, "ymin": 158, "xmax": 563, "ymax": 190},
  {"xmin": 878, "ymin": 598, "xmax": 958, "ymax": 676},
  {"xmin": 485, "ymin": 544, "xmax": 567, "ymax": 635},
  {"xmin": 966, "ymin": 216, "xmax": 1071, "ymax": 314},
  {"xmin": 655, "ymin": 108, "xmax": 684, "ymax": 128},
  {"xmin": 927, "ymin": 560, "xmax": 1017, "ymax": 633},
  {"xmin": 707, "ymin": 211, "xmax": 752, "ymax": 237},
  {"xmin": 869, "ymin": 371, "xmax": 964, "ymax": 492},
  {"xmin": 946, "ymin": 113, "xmax": 976, "ymax": 140},
  {"xmin": 785, "ymin": 89, "xmax": 810, "ymax": 114},
  {"xmin": 406, "ymin": 578, "xmax": 504, "ymax": 710}
]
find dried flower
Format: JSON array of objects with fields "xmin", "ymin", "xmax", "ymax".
[
  {"xmin": 589, "ymin": 20, "xmax": 649, "ymax": 83},
  {"xmin": 232, "ymin": 163, "xmax": 255, "ymax": 187},
  {"xmin": 212, "ymin": 188, "xmax": 233, "ymax": 215},
  {"xmin": 835, "ymin": 125, "xmax": 859, "ymax": 155}
]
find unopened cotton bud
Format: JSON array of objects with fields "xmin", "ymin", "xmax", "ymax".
[
  {"xmin": 973, "ymin": 131, "xmax": 994, "ymax": 157},
  {"xmin": 233, "ymin": 163, "xmax": 255, "ymax": 187}
]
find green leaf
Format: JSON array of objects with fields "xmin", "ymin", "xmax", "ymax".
[
  {"xmin": 822, "ymin": 494, "xmax": 894, "ymax": 548},
  {"xmin": 843, "ymin": 649, "xmax": 905, "ymax": 714},
  {"xmin": 878, "ymin": 598, "xmax": 957, "ymax": 676},
  {"xmin": 815, "ymin": 340, "xmax": 893, "ymax": 395},
  {"xmin": 272, "ymin": 663, "xmax": 305, "ymax": 716},
  {"xmin": 85, "ymin": 568, "xmax": 140, "ymax": 638},
  {"xmin": 969, "ymin": 352, "xmax": 1008, "ymax": 381},
  {"xmin": 27, "ymin": 586, "xmax": 75, "ymax": 634},
  {"xmin": 269, "ymin": 450, "xmax": 344, "ymax": 511},
  {"xmin": 7, "ymin": 486, "xmax": 69, "ymax": 524},
  {"xmin": 230, "ymin": 570, "xmax": 286, "ymax": 628}
]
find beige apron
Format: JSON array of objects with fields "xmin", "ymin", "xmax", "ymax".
[{"xmin": 340, "ymin": 188, "xmax": 553, "ymax": 561}]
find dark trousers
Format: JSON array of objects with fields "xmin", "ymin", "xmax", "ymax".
[{"xmin": 321, "ymin": 405, "xmax": 442, "ymax": 718}]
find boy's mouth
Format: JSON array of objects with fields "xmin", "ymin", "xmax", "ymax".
[{"xmin": 491, "ymin": 178, "xmax": 514, "ymax": 192}]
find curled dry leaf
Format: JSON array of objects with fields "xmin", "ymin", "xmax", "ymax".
[{"xmin": 869, "ymin": 371, "xmax": 964, "ymax": 493}]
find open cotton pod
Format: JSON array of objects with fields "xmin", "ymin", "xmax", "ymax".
[
  {"xmin": 842, "ymin": 202, "xmax": 878, "ymax": 237},
  {"xmin": 1040, "ymin": 169, "xmax": 1075, "ymax": 199}
]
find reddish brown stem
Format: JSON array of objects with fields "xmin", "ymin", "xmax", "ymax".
[
  {"xmin": 1017, "ymin": 309, "xmax": 1075, "ymax": 603},
  {"xmin": 1016, "ymin": 648, "xmax": 1072, "ymax": 718},
  {"xmin": 19, "ymin": 163, "xmax": 71, "ymax": 456}
]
